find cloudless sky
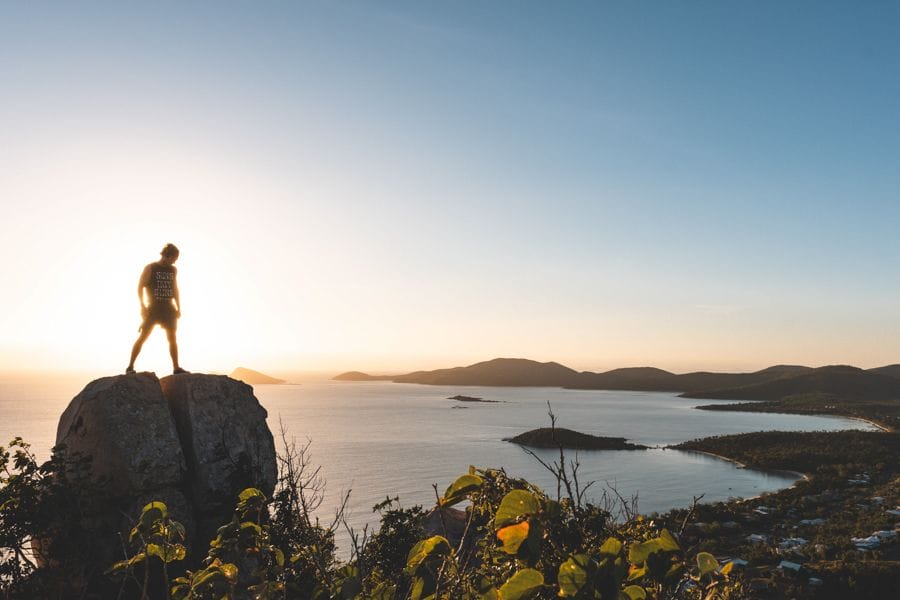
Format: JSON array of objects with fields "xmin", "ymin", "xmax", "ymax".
[{"xmin": 1, "ymin": 1, "xmax": 899, "ymax": 375}]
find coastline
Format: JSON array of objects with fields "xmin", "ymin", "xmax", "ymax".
[
  {"xmin": 693, "ymin": 403, "xmax": 893, "ymax": 433},
  {"xmin": 674, "ymin": 447, "xmax": 810, "ymax": 485},
  {"xmin": 849, "ymin": 415, "xmax": 891, "ymax": 432}
]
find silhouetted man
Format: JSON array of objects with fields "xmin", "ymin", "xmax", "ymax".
[{"xmin": 126, "ymin": 243, "xmax": 188, "ymax": 375}]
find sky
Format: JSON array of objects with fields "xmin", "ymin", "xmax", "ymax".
[{"xmin": 1, "ymin": 1, "xmax": 899, "ymax": 376}]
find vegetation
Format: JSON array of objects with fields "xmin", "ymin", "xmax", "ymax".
[
  {"xmin": 664, "ymin": 430, "xmax": 899, "ymax": 598},
  {"xmin": 673, "ymin": 430, "xmax": 899, "ymax": 473},
  {"xmin": 695, "ymin": 393, "xmax": 899, "ymax": 431},
  {"xmin": 2, "ymin": 426, "xmax": 897, "ymax": 598},
  {"xmin": 506, "ymin": 428, "xmax": 647, "ymax": 451},
  {"xmin": 2, "ymin": 433, "xmax": 744, "ymax": 599},
  {"xmin": 682, "ymin": 366, "xmax": 900, "ymax": 404}
]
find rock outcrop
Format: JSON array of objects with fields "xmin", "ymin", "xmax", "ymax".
[
  {"xmin": 161, "ymin": 374, "xmax": 277, "ymax": 551},
  {"xmin": 53, "ymin": 372, "xmax": 277, "ymax": 571},
  {"xmin": 57, "ymin": 373, "xmax": 186, "ymax": 497}
]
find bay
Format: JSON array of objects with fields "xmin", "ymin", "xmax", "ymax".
[{"xmin": 0, "ymin": 376, "xmax": 876, "ymax": 554}]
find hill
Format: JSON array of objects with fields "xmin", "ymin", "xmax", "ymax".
[
  {"xmin": 567, "ymin": 367, "xmax": 679, "ymax": 391},
  {"xmin": 333, "ymin": 371, "xmax": 395, "ymax": 381},
  {"xmin": 566, "ymin": 364, "xmax": 812, "ymax": 392},
  {"xmin": 334, "ymin": 359, "xmax": 900, "ymax": 404},
  {"xmin": 673, "ymin": 364, "xmax": 813, "ymax": 393},
  {"xmin": 230, "ymin": 367, "xmax": 286, "ymax": 385},
  {"xmin": 683, "ymin": 365, "xmax": 900, "ymax": 401},
  {"xmin": 869, "ymin": 364, "xmax": 900, "ymax": 379},
  {"xmin": 392, "ymin": 358, "xmax": 579, "ymax": 386}
]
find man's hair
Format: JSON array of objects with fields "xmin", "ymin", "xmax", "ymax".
[{"xmin": 161, "ymin": 243, "xmax": 180, "ymax": 258}]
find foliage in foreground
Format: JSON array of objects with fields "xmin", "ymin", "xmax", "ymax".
[{"xmin": 1, "ymin": 433, "xmax": 744, "ymax": 600}]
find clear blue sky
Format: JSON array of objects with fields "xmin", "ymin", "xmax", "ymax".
[{"xmin": 1, "ymin": 2, "xmax": 898, "ymax": 373}]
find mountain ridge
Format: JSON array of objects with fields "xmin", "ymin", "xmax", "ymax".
[{"xmin": 333, "ymin": 358, "xmax": 900, "ymax": 397}]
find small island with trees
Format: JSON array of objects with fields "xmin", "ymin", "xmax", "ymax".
[{"xmin": 505, "ymin": 427, "xmax": 648, "ymax": 450}]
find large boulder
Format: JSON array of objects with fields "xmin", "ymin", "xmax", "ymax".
[
  {"xmin": 160, "ymin": 374, "xmax": 277, "ymax": 509},
  {"xmin": 51, "ymin": 372, "xmax": 278, "ymax": 580},
  {"xmin": 160, "ymin": 374, "xmax": 277, "ymax": 551},
  {"xmin": 53, "ymin": 373, "xmax": 193, "ymax": 584},
  {"xmin": 56, "ymin": 373, "xmax": 185, "ymax": 496}
]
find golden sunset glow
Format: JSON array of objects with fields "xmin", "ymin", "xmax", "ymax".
[{"xmin": 2, "ymin": 4, "xmax": 899, "ymax": 378}]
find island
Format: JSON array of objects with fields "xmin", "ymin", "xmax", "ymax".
[
  {"xmin": 448, "ymin": 395, "xmax": 500, "ymax": 403},
  {"xmin": 229, "ymin": 367, "xmax": 286, "ymax": 385},
  {"xmin": 505, "ymin": 427, "xmax": 648, "ymax": 450},
  {"xmin": 333, "ymin": 371, "xmax": 396, "ymax": 381}
]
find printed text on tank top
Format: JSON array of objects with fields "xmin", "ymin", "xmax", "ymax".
[{"xmin": 150, "ymin": 264, "xmax": 176, "ymax": 302}]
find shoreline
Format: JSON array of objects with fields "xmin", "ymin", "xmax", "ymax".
[
  {"xmin": 673, "ymin": 447, "xmax": 810, "ymax": 485},
  {"xmin": 693, "ymin": 403, "xmax": 893, "ymax": 433},
  {"xmin": 848, "ymin": 415, "xmax": 891, "ymax": 432}
]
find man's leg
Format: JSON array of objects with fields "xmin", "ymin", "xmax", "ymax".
[
  {"xmin": 128, "ymin": 326, "xmax": 153, "ymax": 371},
  {"xmin": 166, "ymin": 327, "xmax": 180, "ymax": 371}
]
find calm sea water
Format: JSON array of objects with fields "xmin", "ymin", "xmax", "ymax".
[{"xmin": 0, "ymin": 376, "xmax": 875, "ymax": 553}]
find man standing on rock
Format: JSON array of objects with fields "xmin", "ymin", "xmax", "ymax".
[{"xmin": 126, "ymin": 243, "xmax": 188, "ymax": 375}]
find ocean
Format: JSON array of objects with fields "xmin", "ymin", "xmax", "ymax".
[{"xmin": 0, "ymin": 375, "xmax": 875, "ymax": 554}]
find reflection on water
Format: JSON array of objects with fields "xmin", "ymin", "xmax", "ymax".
[{"xmin": 0, "ymin": 377, "xmax": 875, "ymax": 554}]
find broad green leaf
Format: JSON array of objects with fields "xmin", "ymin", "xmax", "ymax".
[
  {"xmin": 191, "ymin": 568, "xmax": 225, "ymax": 589},
  {"xmin": 696, "ymin": 552, "xmax": 717, "ymax": 575},
  {"xmin": 170, "ymin": 583, "xmax": 188, "ymax": 600},
  {"xmin": 600, "ymin": 537, "xmax": 623, "ymax": 557},
  {"xmin": 622, "ymin": 585, "xmax": 647, "ymax": 600},
  {"xmin": 498, "ymin": 568, "xmax": 543, "ymax": 600},
  {"xmin": 138, "ymin": 501, "xmax": 167, "ymax": 530},
  {"xmin": 239, "ymin": 488, "xmax": 265, "ymax": 501},
  {"xmin": 409, "ymin": 573, "xmax": 435, "ymax": 600},
  {"xmin": 558, "ymin": 554, "xmax": 591, "ymax": 597},
  {"xmin": 494, "ymin": 490, "xmax": 541, "ymax": 527},
  {"xmin": 442, "ymin": 474, "xmax": 483, "ymax": 506},
  {"xmin": 142, "ymin": 500, "xmax": 168, "ymax": 518},
  {"xmin": 628, "ymin": 539, "xmax": 663, "ymax": 565},
  {"xmin": 497, "ymin": 521, "xmax": 530, "ymax": 555},
  {"xmin": 220, "ymin": 563, "xmax": 238, "ymax": 582},
  {"xmin": 147, "ymin": 543, "xmax": 186, "ymax": 563},
  {"xmin": 406, "ymin": 535, "xmax": 452, "ymax": 571},
  {"xmin": 105, "ymin": 553, "xmax": 145, "ymax": 575},
  {"xmin": 658, "ymin": 529, "xmax": 680, "ymax": 552}
]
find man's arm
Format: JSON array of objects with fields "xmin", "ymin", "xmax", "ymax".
[{"xmin": 138, "ymin": 265, "xmax": 151, "ymax": 311}]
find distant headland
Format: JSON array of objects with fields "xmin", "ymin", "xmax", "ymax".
[
  {"xmin": 230, "ymin": 367, "xmax": 286, "ymax": 385},
  {"xmin": 335, "ymin": 357, "xmax": 900, "ymax": 395},
  {"xmin": 335, "ymin": 358, "xmax": 900, "ymax": 430}
]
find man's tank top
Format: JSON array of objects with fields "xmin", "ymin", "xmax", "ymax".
[{"xmin": 149, "ymin": 263, "xmax": 176, "ymax": 303}]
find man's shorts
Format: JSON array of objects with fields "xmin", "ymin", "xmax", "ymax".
[{"xmin": 142, "ymin": 302, "xmax": 178, "ymax": 332}]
